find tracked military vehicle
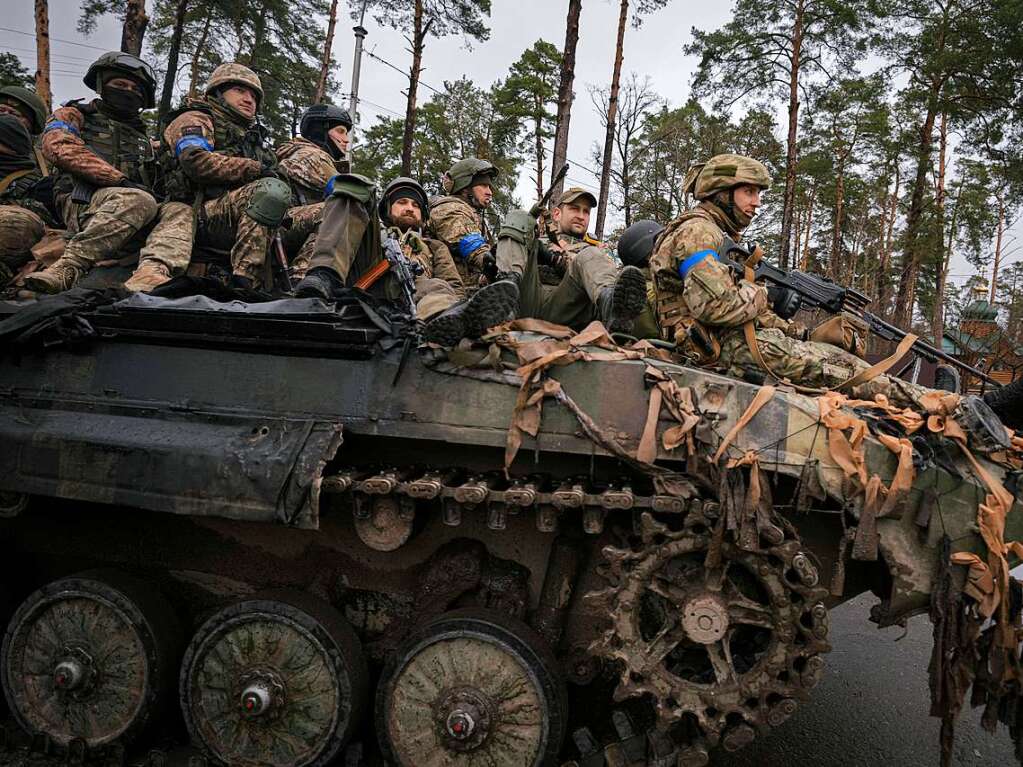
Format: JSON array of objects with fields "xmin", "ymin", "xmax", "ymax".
[{"xmin": 0, "ymin": 286, "xmax": 1020, "ymax": 766}]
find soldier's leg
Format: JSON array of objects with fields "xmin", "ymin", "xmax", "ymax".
[
  {"xmin": 0, "ymin": 205, "xmax": 45, "ymax": 284},
  {"xmin": 496, "ymin": 209, "xmax": 544, "ymax": 317},
  {"xmin": 540, "ymin": 246, "xmax": 647, "ymax": 331},
  {"xmin": 285, "ymin": 202, "xmax": 324, "ymax": 282},
  {"xmin": 25, "ymin": 187, "xmax": 158, "ymax": 294},
  {"xmin": 414, "ymin": 276, "xmax": 460, "ymax": 320},
  {"xmin": 125, "ymin": 201, "xmax": 195, "ymax": 292},
  {"xmin": 294, "ymin": 179, "xmax": 374, "ymax": 299}
]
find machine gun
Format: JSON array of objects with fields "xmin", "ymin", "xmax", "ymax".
[{"xmin": 719, "ymin": 236, "xmax": 1000, "ymax": 387}]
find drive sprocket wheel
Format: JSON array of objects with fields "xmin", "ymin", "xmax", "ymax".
[
  {"xmin": 180, "ymin": 591, "xmax": 368, "ymax": 767},
  {"xmin": 376, "ymin": 608, "xmax": 568, "ymax": 767},
  {"xmin": 1, "ymin": 570, "xmax": 181, "ymax": 748},
  {"xmin": 586, "ymin": 512, "xmax": 830, "ymax": 753}
]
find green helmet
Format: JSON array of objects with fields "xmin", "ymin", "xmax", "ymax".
[
  {"xmin": 378, "ymin": 177, "xmax": 429, "ymax": 224},
  {"xmin": 443, "ymin": 158, "xmax": 497, "ymax": 195},
  {"xmin": 205, "ymin": 63, "xmax": 264, "ymax": 106},
  {"xmin": 83, "ymin": 51, "xmax": 157, "ymax": 109},
  {"xmin": 686, "ymin": 153, "xmax": 771, "ymax": 200},
  {"xmin": 0, "ymin": 86, "xmax": 47, "ymax": 134}
]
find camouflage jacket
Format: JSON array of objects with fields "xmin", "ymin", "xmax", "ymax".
[
  {"xmin": 161, "ymin": 97, "xmax": 276, "ymax": 201},
  {"xmin": 275, "ymin": 137, "xmax": 338, "ymax": 205},
  {"xmin": 42, "ymin": 99, "xmax": 154, "ymax": 192},
  {"xmin": 387, "ymin": 226, "xmax": 464, "ymax": 298},
  {"xmin": 538, "ymin": 230, "xmax": 605, "ymax": 285},
  {"xmin": 428, "ymin": 194, "xmax": 490, "ymax": 285},
  {"xmin": 0, "ymin": 150, "xmax": 58, "ymax": 226},
  {"xmin": 650, "ymin": 201, "xmax": 789, "ymax": 350}
]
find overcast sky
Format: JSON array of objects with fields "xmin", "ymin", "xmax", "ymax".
[{"xmin": 3, "ymin": 0, "xmax": 1018, "ymax": 289}]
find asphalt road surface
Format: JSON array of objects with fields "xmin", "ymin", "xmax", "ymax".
[{"xmin": 714, "ymin": 592, "xmax": 1016, "ymax": 767}]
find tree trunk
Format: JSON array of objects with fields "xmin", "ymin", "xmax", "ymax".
[
  {"xmin": 534, "ymin": 103, "xmax": 545, "ymax": 200},
  {"xmin": 34, "ymin": 0, "xmax": 50, "ymax": 112},
  {"xmin": 550, "ymin": 0, "xmax": 582, "ymax": 201},
  {"xmin": 121, "ymin": 0, "xmax": 149, "ymax": 56},
  {"xmin": 830, "ymin": 166, "xmax": 845, "ymax": 279},
  {"xmin": 930, "ymin": 113, "xmax": 948, "ymax": 344},
  {"xmin": 779, "ymin": 0, "xmax": 805, "ymax": 270},
  {"xmin": 249, "ymin": 6, "xmax": 268, "ymax": 69},
  {"xmin": 876, "ymin": 163, "xmax": 900, "ymax": 318},
  {"xmin": 800, "ymin": 187, "xmax": 814, "ymax": 270},
  {"xmin": 159, "ymin": 0, "xmax": 189, "ymax": 117},
  {"xmin": 314, "ymin": 0, "xmax": 339, "ymax": 103},
  {"xmin": 188, "ymin": 13, "xmax": 212, "ymax": 98},
  {"xmin": 400, "ymin": 0, "xmax": 426, "ymax": 176},
  {"xmin": 594, "ymin": 0, "xmax": 629, "ymax": 239},
  {"xmin": 991, "ymin": 191, "xmax": 1006, "ymax": 302}
]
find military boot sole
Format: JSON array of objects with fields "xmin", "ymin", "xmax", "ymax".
[
  {"xmin": 606, "ymin": 265, "xmax": 648, "ymax": 332},
  {"xmin": 462, "ymin": 279, "xmax": 520, "ymax": 338},
  {"xmin": 422, "ymin": 312, "xmax": 467, "ymax": 347}
]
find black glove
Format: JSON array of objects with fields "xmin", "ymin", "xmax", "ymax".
[
  {"xmin": 767, "ymin": 285, "xmax": 802, "ymax": 320},
  {"xmin": 118, "ymin": 178, "xmax": 154, "ymax": 195},
  {"xmin": 481, "ymin": 253, "xmax": 498, "ymax": 283}
]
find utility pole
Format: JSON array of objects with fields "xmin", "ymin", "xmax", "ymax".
[{"xmin": 349, "ymin": 0, "xmax": 370, "ymax": 138}]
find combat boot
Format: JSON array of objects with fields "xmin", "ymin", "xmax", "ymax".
[
  {"xmin": 124, "ymin": 259, "xmax": 171, "ymax": 293},
  {"xmin": 23, "ymin": 254, "xmax": 91, "ymax": 295},
  {"xmin": 294, "ymin": 266, "xmax": 344, "ymax": 300},
  {"xmin": 424, "ymin": 279, "xmax": 519, "ymax": 347},
  {"xmin": 596, "ymin": 265, "xmax": 647, "ymax": 332}
]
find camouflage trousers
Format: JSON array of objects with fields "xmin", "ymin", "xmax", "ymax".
[
  {"xmin": 198, "ymin": 183, "xmax": 273, "ymax": 284},
  {"xmin": 0, "ymin": 204, "xmax": 45, "ymax": 280},
  {"xmin": 717, "ymin": 327, "xmax": 931, "ymax": 410},
  {"xmin": 137, "ymin": 201, "xmax": 194, "ymax": 273},
  {"xmin": 58, "ymin": 187, "xmax": 158, "ymax": 264},
  {"xmin": 497, "ymin": 237, "xmax": 617, "ymax": 329},
  {"xmin": 286, "ymin": 201, "xmax": 325, "ymax": 279}
]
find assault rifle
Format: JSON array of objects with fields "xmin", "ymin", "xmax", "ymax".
[
  {"xmin": 382, "ymin": 233, "xmax": 422, "ymax": 319},
  {"xmin": 532, "ymin": 163, "xmax": 570, "ymax": 253},
  {"xmin": 719, "ymin": 236, "xmax": 1000, "ymax": 387}
]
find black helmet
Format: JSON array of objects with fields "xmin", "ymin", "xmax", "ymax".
[
  {"xmin": 617, "ymin": 219, "xmax": 664, "ymax": 268},
  {"xmin": 84, "ymin": 51, "xmax": 157, "ymax": 109},
  {"xmin": 378, "ymin": 177, "xmax": 429, "ymax": 225},
  {"xmin": 300, "ymin": 103, "xmax": 353, "ymax": 150}
]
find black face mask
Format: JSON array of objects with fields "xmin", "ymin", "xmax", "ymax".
[
  {"xmin": 0, "ymin": 114, "xmax": 35, "ymax": 175},
  {"xmin": 102, "ymin": 85, "xmax": 145, "ymax": 115}
]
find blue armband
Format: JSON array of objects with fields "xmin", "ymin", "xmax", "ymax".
[
  {"xmin": 174, "ymin": 135, "xmax": 213, "ymax": 157},
  {"xmin": 323, "ymin": 175, "xmax": 338, "ymax": 199},
  {"xmin": 457, "ymin": 233, "xmax": 486, "ymax": 260},
  {"xmin": 44, "ymin": 120, "xmax": 79, "ymax": 136},
  {"xmin": 678, "ymin": 249, "xmax": 718, "ymax": 279}
]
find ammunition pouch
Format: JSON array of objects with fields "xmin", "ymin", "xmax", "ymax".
[
  {"xmin": 245, "ymin": 177, "xmax": 292, "ymax": 227},
  {"xmin": 676, "ymin": 318, "xmax": 721, "ymax": 366},
  {"xmin": 71, "ymin": 180, "xmax": 97, "ymax": 206},
  {"xmin": 810, "ymin": 313, "xmax": 867, "ymax": 358}
]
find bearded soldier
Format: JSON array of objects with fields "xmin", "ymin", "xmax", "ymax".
[
  {"xmin": 276, "ymin": 104, "xmax": 352, "ymax": 278},
  {"xmin": 650, "ymin": 153, "xmax": 935, "ymax": 409},
  {"xmin": 25, "ymin": 52, "xmax": 162, "ymax": 294},
  {"xmin": 0, "ymin": 86, "xmax": 56, "ymax": 286},
  {"xmin": 495, "ymin": 187, "xmax": 647, "ymax": 332},
  {"xmin": 294, "ymin": 174, "xmax": 517, "ymax": 345},
  {"xmin": 131, "ymin": 63, "xmax": 291, "ymax": 291},
  {"xmin": 428, "ymin": 158, "xmax": 497, "ymax": 288}
]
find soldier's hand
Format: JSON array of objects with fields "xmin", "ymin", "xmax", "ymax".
[{"xmin": 482, "ymin": 253, "xmax": 499, "ymax": 283}]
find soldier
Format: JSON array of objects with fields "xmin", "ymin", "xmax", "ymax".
[
  {"xmin": 428, "ymin": 158, "xmax": 497, "ymax": 287},
  {"xmin": 649, "ymin": 153, "xmax": 932, "ymax": 409},
  {"xmin": 130, "ymin": 62, "xmax": 290, "ymax": 291},
  {"xmin": 294, "ymin": 174, "xmax": 517, "ymax": 345},
  {"xmin": 0, "ymin": 86, "xmax": 56, "ymax": 286},
  {"xmin": 275, "ymin": 104, "xmax": 352, "ymax": 278},
  {"xmin": 495, "ymin": 187, "xmax": 647, "ymax": 332},
  {"xmin": 617, "ymin": 218, "xmax": 664, "ymax": 339},
  {"xmin": 25, "ymin": 52, "xmax": 161, "ymax": 294}
]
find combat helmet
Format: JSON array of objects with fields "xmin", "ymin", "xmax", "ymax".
[
  {"xmin": 300, "ymin": 104, "xmax": 353, "ymax": 141},
  {"xmin": 686, "ymin": 154, "xmax": 771, "ymax": 200},
  {"xmin": 0, "ymin": 86, "xmax": 47, "ymax": 134},
  {"xmin": 617, "ymin": 219, "xmax": 664, "ymax": 268},
  {"xmin": 83, "ymin": 51, "xmax": 157, "ymax": 109},
  {"xmin": 378, "ymin": 177, "xmax": 430, "ymax": 225},
  {"xmin": 205, "ymin": 63, "xmax": 264, "ymax": 106},
  {"xmin": 443, "ymin": 158, "xmax": 497, "ymax": 195}
]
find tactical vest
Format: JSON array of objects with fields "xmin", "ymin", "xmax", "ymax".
[
  {"xmin": 55, "ymin": 99, "xmax": 153, "ymax": 194},
  {"xmin": 160, "ymin": 99, "xmax": 277, "ymax": 202}
]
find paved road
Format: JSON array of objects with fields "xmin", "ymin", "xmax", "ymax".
[{"xmin": 715, "ymin": 592, "xmax": 1015, "ymax": 767}]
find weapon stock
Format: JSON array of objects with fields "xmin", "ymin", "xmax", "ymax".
[{"xmin": 719, "ymin": 236, "xmax": 1000, "ymax": 388}]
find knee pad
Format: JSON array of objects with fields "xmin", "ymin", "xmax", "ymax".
[
  {"xmin": 324, "ymin": 173, "xmax": 376, "ymax": 204},
  {"xmin": 498, "ymin": 209, "xmax": 535, "ymax": 248},
  {"xmin": 245, "ymin": 178, "xmax": 293, "ymax": 227}
]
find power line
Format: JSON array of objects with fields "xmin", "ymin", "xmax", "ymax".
[
  {"xmin": 0, "ymin": 26, "xmax": 109, "ymax": 52},
  {"xmin": 6, "ymin": 45, "xmax": 93, "ymax": 64},
  {"xmin": 364, "ymin": 46, "xmax": 443, "ymax": 96}
]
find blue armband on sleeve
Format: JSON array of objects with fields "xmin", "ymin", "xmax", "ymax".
[
  {"xmin": 44, "ymin": 120, "xmax": 79, "ymax": 136},
  {"xmin": 678, "ymin": 249, "xmax": 718, "ymax": 279},
  {"xmin": 457, "ymin": 233, "xmax": 486, "ymax": 260},
  {"xmin": 323, "ymin": 175, "xmax": 338, "ymax": 199},
  {"xmin": 174, "ymin": 135, "xmax": 213, "ymax": 158}
]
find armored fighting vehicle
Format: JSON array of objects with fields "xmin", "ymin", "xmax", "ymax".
[{"xmin": 0, "ymin": 286, "xmax": 1020, "ymax": 766}]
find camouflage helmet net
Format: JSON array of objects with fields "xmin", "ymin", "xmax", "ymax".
[
  {"xmin": 685, "ymin": 154, "xmax": 771, "ymax": 200},
  {"xmin": 0, "ymin": 86, "xmax": 47, "ymax": 134},
  {"xmin": 205, "ymin": 63, "xmax": 264, "ymax": 106},
  {"xmin": 442, "ymin": 158, "xmax": 497, "ymax": 195}
]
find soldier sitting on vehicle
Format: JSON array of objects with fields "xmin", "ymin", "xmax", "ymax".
[
  {"xmin": 131, "ymin": 63, "xmax": 291, "ymax": 292},
  {"xmin": 495, "ymin": 187, "xmax": 648, "ymax": 332},
  {"xmin": 649, "ymin": 153, "xmax": 973, "ymax": 414},
  {"xmin": 276, "ymin": 104, "xmax": 353, "ymax": 279},
  {"xmin": 25, "ymin": 52, "xmax": 164, "ymax": 295},
  {"xmin": 0, "ymin": 86, "xmax": 58, "ymax": 288},
  {"xmin": 428, "ymin": 158, "xmax": 498, "ymax": 289},
  {"xmin": 294, "ymin": 173, "xmax": 518, "ymax": 345},
  {"xmin": 616, "ymin": 218, "xmax": 665, "ymax": 340}
]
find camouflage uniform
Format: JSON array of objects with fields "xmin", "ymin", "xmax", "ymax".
[
  {"xmin": 141, "ymin": 63, "xmax": 285, "ymax": 288},
  {"xmin": 428, "ymin": 159, "xmax": 498, "ymax": 288},
  {"xmin": 275, "ymin": 136, "xmax": 339, "ymax": 278},
  {"xmin": 651, "ymin": 154, "xmax": 930, "ymax": 409},
  {"xmin": 384, "ymin": 226, "xmax": 465, "ymax": 319}
]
